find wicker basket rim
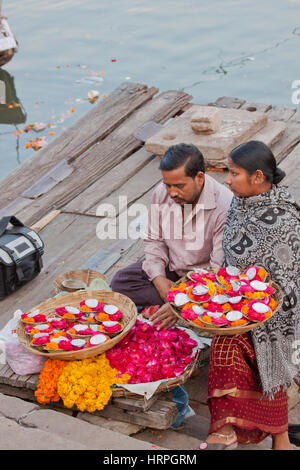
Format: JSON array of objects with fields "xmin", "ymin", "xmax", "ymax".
[
  {"xmin": 53, "ymin": 269, "xmax": 108, "ymax": 294},
  {"xmin": 170, "ymin": 275, "xmax": 283, "ymax": 336},
  {"xmin": 17, "ymin": 290, "xmax": 137, "ymax": 360}
]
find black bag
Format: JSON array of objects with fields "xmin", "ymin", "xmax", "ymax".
[{"xmin": 0, "ymin": 216, "xmax": 44, "ymax": 299}]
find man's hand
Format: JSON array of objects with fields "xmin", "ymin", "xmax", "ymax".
[
  {"xmin": 151, "ymin": 303, "xmax": 178, "ymax": 330},
  {"xmin": 152, "ymin": 276, "xmax": 174, "ymax": 303}
]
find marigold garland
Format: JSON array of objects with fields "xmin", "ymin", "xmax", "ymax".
[
  {"xmin": 34, "ymin": 359, "xmax": 67, "ymax": 404},
  {"xmin": 56, "ymin": 354, "xmax": 130, "ymax": 412}
]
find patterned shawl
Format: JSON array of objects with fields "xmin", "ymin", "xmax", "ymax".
[{"xmin": 222, "ymin": 185, "xmax": 300, "ymax": 398}]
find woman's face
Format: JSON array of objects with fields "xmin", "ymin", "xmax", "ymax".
[{"xmin": 225, "ymin": 157, "xmax": 261, "ymax": 197}]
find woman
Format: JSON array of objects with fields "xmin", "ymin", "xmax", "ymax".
[{"xmin": 201, "ymin": 140, "xmax": 300, "ymax": 450}]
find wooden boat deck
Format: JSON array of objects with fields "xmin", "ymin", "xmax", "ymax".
[
  {"xmin": 0, "ymin": 83, "xmax": 299, "ymax": 436},
  {"xmin": 0, "ymin": 84, "xmax": 299, "ymax": 318}
]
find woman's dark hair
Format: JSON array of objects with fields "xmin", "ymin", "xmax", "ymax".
[
  {"xmin": 159, "ymin": 143, "xmax": 206, "ymax": 178},
  {"xmin": 229, "ymin": 140, "xmax": 285, "ymax": 185}
]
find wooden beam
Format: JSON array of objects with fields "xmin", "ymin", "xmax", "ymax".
[
  {"xmin": 0, "ymin": 82, "xmax": 159, "ymax": 210},
  {"xmin": 14, "ymin": 89, "xmax": 191, "ymax": 226}
]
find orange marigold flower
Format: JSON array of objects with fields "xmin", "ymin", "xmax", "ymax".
[
  {"xmin": 62, "ymin": 313, "xmax": 76, "ymax": 319},
  {"xmin": 35, "ymin": 359, "xmax": 67, "ymax": 404},
  {"xmin": 97, "ymin": 312, "xmax": 109, "ymax": 322},
  {"xmin": 258, "ymin": 268, "xmax": 269, "ymax": 280},
  {"xmin": 80, "ymin": 305, "xmax": 92, "ymax": 312},
  {"xmin": 87, "ymin": 316, "xmax": 96, "ymax": 322},
  {"xmin": 268, "ymin": 298, "xmax": 277, "ymax": 310},
  {"xmin": 45, "ymin": 342, "xmax": 59, "ymax": 349},
  {"xmin": 222, "ymin": 303, "xmax": 231, "ymax": 311},
  {"xmin": 202, "ymin": 315, "xmax": 212, "ymax": 323},
  {"xmin": 230, "ymin": 319, "xmax": 248, "ymax": 327},
  {"xmin": 193, "ymin": 318, "xmax": 204, "ymax": 326},
  {"xmin": 51, "ymin": 331, "xmax": 67, "ymax": 338},
  {"xmin": 241, "ymin": 305, "xmax": 249, "ymax": 315},
  {"xmin": 30, "ymin": 328, "xmax": 40, "ymax": 335},
  {"xmin": 245, "ymin": 292, "xmax": 268, "ymax": 299},
  {"xmin": 215, "ymin": 284, "xmax": 224, "ymax": 294}
]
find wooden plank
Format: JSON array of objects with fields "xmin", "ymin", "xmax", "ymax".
[
  {"xmin": 96, "ymin": 399, "xmax": 178, "ymax": 430},
  {"xmin": 82, "ymin": 202, "xmax": 150, "ymax": 277},
  {"xmin": 0, "ymin": 382, "xmax": 36, "ymax": 401},
  {"xmin": 14, "ymin": 89, "xmax": 192, "ymax": 226},
  {"xmin": 85, "ymin": 251, "xmax": 122, "ymax": 275},
  {"xmin": 21, "ymin": 160, "xmax": 74, "ymax": 199},
  {"xmin": 25, "ymin": 374, "xmax": 39, "ymax": 390},
  {"xmin": 0, "ymin": 363, "xmax": 10, "ymax": 377},
  {"xmin": 0, "ymin": 186, "xmax": 155, "ymax": 319},
  {"xmin": 251, "ymin": 119, "xmax": 287, "ymax": 148},
  {"xmin": 267, "ymin": 105, "xmax": 296, "ymax": 122},
  {"xmin": 105, "ymin": 238, "xmax": 145, "ymax": 283},
  {"xmin": 288, "ymin": 109, "xmax": 300, "ymax": 123},
  {"xmin": 63, "ymin": 148, "xmax": 155, "ymax": 214},
  {"xmin": 31, "ymin": 210, "xmax": 61, "ymax": 233},
  {"xmin": 0, "ymin": 364, "xmax": 16, "ymax": 384},
  {"xmin": 86, "ymin": 157, "xmax": 162, "ymax": 216},
  {"xmin": 240, "ymin": 102, "xmax": 272, "ymax": 113},
  {"xmin": 207, "ymin": 96, "xmax": 246, "ymax": 109},
  {"xmin": 0, "ymin": 197, "xmax": 31, "ymax": 219},
  {"xmin": 0, "ymin": 364, "xmax": 36, "ymax": 389},
  {"xmin": 0, "ymin": 82, "xmax": 159, "ymax": 210},
  {"xmin": 112, "ymin": 394, "xmax": 160, "ymax": 412},
  {"xmin": 270, "ymin": 122, "xmax": 300, "ymax": 163},
  {"xmin": 133, "ymin": 121, "xmax": 164, "ymax": 142},
  {"xmin": 13, "ymin": 373, "xmax": 35, "ymax": 388},
  {"xmin": 280, "ymin": 142, "xmax": 300, "ymax": 203}
]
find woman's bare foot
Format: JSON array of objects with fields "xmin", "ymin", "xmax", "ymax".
[
  {"xmin": 206, "ymin": 424, "xmax": 237, "ymax": 447},
  {"xmin": 272, "ymin": 431, "xmax": 291, "ymax": 450}
]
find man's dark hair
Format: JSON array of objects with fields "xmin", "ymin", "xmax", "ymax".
[{"xmin": 159, "ymin": 143, "xmax": 206, "ymax": 178}]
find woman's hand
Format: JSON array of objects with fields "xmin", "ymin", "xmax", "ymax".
[
  {"xmin": 152, "ymin": 276, "xmax": 174, "ymax": 303},
  {"xmin": 150, "ymin": 303, "xmax": 178, "ymax": 330}
]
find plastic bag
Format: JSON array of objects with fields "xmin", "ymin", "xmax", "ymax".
[
  {"xmin": 0, "ymin": 309, "xmax": 46, "ymax": 374},
  {"xmin": 0, "ymin": 309, "xmax": 22, "ymax": 345},
  {"xmin": 5, "ymin": 342, "xmax": 46, "ymax": 375},
  {"xmin": 0, "ymin": 309, "xmax": 22, "ymax": 363}
]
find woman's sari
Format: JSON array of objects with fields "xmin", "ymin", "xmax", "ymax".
[
  {"xmin": 207, "ymin": 185, "xmax": 300, "ymax": 442},
  {"xmin": 207, "ymin": 333, "xmax": 288, "ymax": 444}
]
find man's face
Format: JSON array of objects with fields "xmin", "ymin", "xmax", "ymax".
[{"xmin": 162, "ymin": 165, "xmax": 205, "ymax": 206}]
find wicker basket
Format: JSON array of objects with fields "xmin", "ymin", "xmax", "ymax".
[
  {"xmin": 111, "ymin": 351, "xmax": 199, "ymax": 398},
  {"xmin": 53, "ymin": 270, "xmax": 108, "ymax": 294},
  {"xmin": 17, "ymin": 291, "xmax": 137, "ymax": 360},
  {"xmin": 170, "ymin": 276, "xmax": 283, "ymax": 336}
]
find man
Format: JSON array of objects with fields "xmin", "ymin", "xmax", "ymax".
[
  {"xmin": 111, "ymin": 143, "xmax": 233, "ymax": 328},
  {"xmin": 110, "ymin": 143, "xmax": 233, "ymax": 429}
]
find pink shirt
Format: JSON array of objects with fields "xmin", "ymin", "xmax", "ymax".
[{"xmin": 142, "ymin": 174, "xmax": 233, "ymax": 281}]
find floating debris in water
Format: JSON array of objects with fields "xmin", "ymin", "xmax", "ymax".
[
  {"xmin": 76, "ymin": 76, "xmax": 104, "ymax": 85},
  {"xmin": 25, "ymin": 137, "xmax": 47, "ymax": 151},
  {"xmin": 88, "ymin": 90, "xmax": 99, "ymax": 103}
]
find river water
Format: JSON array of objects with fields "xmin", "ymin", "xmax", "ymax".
[{"xmin": 1, "ymin": 0, "xmax": 300, "ymax": 179}]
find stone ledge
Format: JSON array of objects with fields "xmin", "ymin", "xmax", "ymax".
[
  {"xmin": 0, "ymin": 415, "xmax": 88, "ymax": 450},
  {"xmin": 0, "ymin": 392, "xmax": 39, "ymax": 421},
  {"xmin": 77, "ymin": 411, "xmax": 144, "ymax": 436},
  {"xmin": 20, "ymin": 408, "xmax": 163, "ymax": 450}
]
